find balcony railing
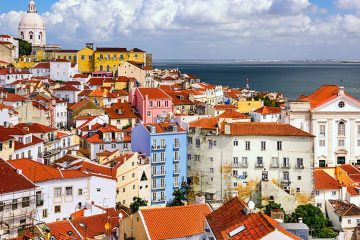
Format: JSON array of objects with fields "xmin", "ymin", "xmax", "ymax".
[
  {"xmin": 281, "ymin": 179, "xmax": 291, "ymax": 184},
  {"xmin": 255, "ymin": 163, "xmax": 264, "ymax": 168},
  {"xmin": 231, "ymin": 163, "xmax": 248, "ymax": 168},
  {"xmin": 295, "ymin": 164, "xmax": 304, "ymax": 169},
  {"xmin": 282, "ymin": 164, "xmax": 291, "ymax": 169},
  {"xmin": 173, "ymin": 170, "xmax": 180, "ymax": 175},
  {"xmin": 174, "ymin": 144, "xmax": 180, "ymax": 149},
  {"xmin": 152, "ymin": 145, "xmax": 166, "ymax": 150},
  {"xmin": 152, "ymin": 185, "xmax": 166, "ymax": 190}
]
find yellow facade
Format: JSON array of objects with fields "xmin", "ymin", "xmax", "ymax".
[
  {"xmin": 128, "ymin": 50, "xmax": 145, "ymax": 64},
  {"xmin": 335, "ymin": 166, "xmax": 355, "ymax": 186},
  {"xmin": 238, "ymin": 99, "xmax": 263, "ymax": 113},
  {"xmin": 14, "ymin": 56, "xmax": 36, "ymax": 68},
  {"xmin": 0, "ymin": 138, "xmax": 15, "ymax": 160},
  {"xmin": 94, "ymin": 49, "xmax": 128, "ymax": 72},
  {"xmin": 54, "ymin": 51, "xmax": 78, "ymax": 63},
  {"xmin": 35, "ymin": 49, "xmax": 46, "ymax": 61},
  {"xmin": 77, "ymin": 47, "xmax": 95, "ymax": 73}
]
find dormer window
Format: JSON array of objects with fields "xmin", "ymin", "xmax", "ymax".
[{"xmin": 338, "ymin": 101, "xmax": 345, "ymax": 108}]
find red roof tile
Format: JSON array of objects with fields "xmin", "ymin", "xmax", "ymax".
[
  {"xmin": 218, "ymin": 110, "xmax": 250, "ymax": 119},
  {"xmin": 2, "ymin": 93, "xmax": 27, "ymax": 102},
  {"xmin": 298, "ymin": 85, "xmax": 339, "ymax": 109},
  {"xmin": 53, "ymin": 85, "xmax": 80, "ymax": 91},
  {"xmin": 189, "ymin": 117, "xmax": 219, "ymax": 130},
  {"xmin": 14, "ymin": 136, "xmax": 44, "ymax": 150},
  {"xmin": 33, "ymin": 62, "xmax": 50, "ymax": 69},
  {"xmin": 254, "ymin": 106, "xmax": 281, "ymax": 114},
  {"xmin": 15, "ymin": 123, "xmax": 56, "ymax": 133},
  {"xmin": 314, "ymin": 169, "xmax": 341, "ymax": 190},
  {"xmin": 138, "ymin": 88, "xmax": 172, "ymax": 100},
  {"xmin": 87, "ymin": 77, "xmax": 106, "ymax": 86},
  {"xmin": 0, "ymin": 159, "xmax": 36, "ymax": 194},
  {"xmin": 214, "ymin": 104, "xmax": 238, "ymax": 110},
  {"xmin": 141, "ymin": 204, "xmax": 212, "ymax": 240}
]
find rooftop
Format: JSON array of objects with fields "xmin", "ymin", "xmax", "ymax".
[{"xmin": 314, "ymin": 169, "xmax": 341, "ymax": 190}]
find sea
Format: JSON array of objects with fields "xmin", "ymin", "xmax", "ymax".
[{"xmin": 153, "ymin": 60, "xmax": 360, "ymax": 99}]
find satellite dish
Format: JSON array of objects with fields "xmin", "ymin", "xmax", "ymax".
[
  {"xmin": 119, "ymin": 213, "xmax": 123, "ymax": 219},
  {"xmin": 248, "ymin": 201, "xmax": 255, "ymax": 210}
]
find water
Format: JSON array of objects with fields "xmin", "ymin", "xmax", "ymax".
[{"xmin": 153, "ymin": 61, "xmax": 360, "ymax": 99}]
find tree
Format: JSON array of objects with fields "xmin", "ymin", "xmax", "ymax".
[
  {"xmin": 168, "ymin": 189, "xmax": 187, "ymax": 207},
  {"xmin": 263, "ymin": 202, "xmax": 284, "ymax": 216},
  {"xmin": 16, "ymin": 38, "xmax": 32, "ymax": 56},
  {"xmin": 129, "ymin": 197, "xmax": 148, "ymax": 214},
  {"xmin": 290, "ymin": 204, "xmax": 336, "ymax": 238}
]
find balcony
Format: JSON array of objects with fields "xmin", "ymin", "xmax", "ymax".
[
  {"xmin": 152, "ymin": 185, "xmax": 166, "ymax": 190},
  {"xmin": 152, "ymin": 172, "xmax": 165, "ymax": 177},
  {"xmin": 270, "ymin": 164, "xmax": 279, "ymax": 168},
  {"xmin": 255, "ymin": 163, "xmax": 264, "ymax": 168},
  {"xmin": 152, "ymin": 145, "xmax": 166, "ymax": 151},
  {"xmin": 174, "ymin": 144, "xmax": 180, "ymax": 149},
  {"xmin": 231, "ymin": 163, "xmax": 248, "ymax": 168},
  {"xmin": 152, "ymin": 197, "xmax": 166, "ymax": 203},
  {"xmin": 173, "ymin": 170, "xmax": 180, "ymax": 175},
  {"xmin": 281, "ymin": 179, "xmax": 291, "ymax": 184},
  {"xmin": 173, "ymin": 157, "xmax": 180, "ymax": 163}
]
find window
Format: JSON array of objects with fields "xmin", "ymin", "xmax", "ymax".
[
  {"xmin": 187, "ymin": 154, "xmax": 192, "ymax": 160},
  {"xmin": 147, "ymin": 111, "xmax": 151, "ymax": 116},
  {"xmin": 210, "ymin": 168, "xmax": 214, "ymax": 173},
  {"xmin": 316, "ymin": 203, "xmax": 322, "ymax": 208},
  {"xmin": 0, "ymin": 143, "xmax": 2, "ymax": 151},
  {"xmin": 123, "ymin": 188, "xmax": 126, "ymax": 193},
  {"xmin": 54, "ymin": 188, "xmax": 62, "ymax": 198},
  {"xmin": 165, "ymin": 101, "xmax": 169, "ymax": 107},
  {"xmin": 42, "ymin": 209, "xmax": 48, "ymax": 218},
  {"xmin": 152, "ymin": 179, "xmax": 157, "ymax": 189},
  {"xmin": 96, "ymin": 188, "xmax": 101, "ymax": 192},
  {"xmin": 339, "ymin": 101, "xmax": 345, "ymax": 108},
  {"xmin": 315, "ymin": 191, "xmax": 320, "ymax": 195},
  {"xmin": 256, "ymin": 157, "xmax": 263, "ymax": 167},
  {"xmin": 187, "ymin": 136, "xmax": 192, "ymax": 144},
  {"xmin": 261, "ymin": 141, "xmax": 266, "ymax": 151},
  {"xmin": 338, "ymin": 121, "xmax": 345, "ymax": 136},
  {"xmin": 297, "ymin": 158, "xmax": 304, "ymax": 168},
  {"xmin": 195, "ymin": 139, "xmax": 200, "ymax": 148},
  {"xmin": 283, "ymin": 157, "xmax": 290, "ymax": 168},
  {"xmin": 9, "ymin": 140, "xmax": 12, "ymax": 148},
  {"xmin": 233, "ymin": 140, "xmax": 238, "ymax": 146},
  {"xmin": 277, "ymin": 141, "xmax": 282, "ymax": 150},
  {"xmin": 298, "ymin": 176, "xmax": 301, "ymax": 180},
  {"xmin": 194, "ymin": 155, "xmax": 200, "ymax": 161},
  {"xmin": 271, "ymin": 157, "xmax": 279, "ymax": 167},
  {"xmin": 160, "ymin": 165, "xmax": 165, "ymax": 175},
  {"xmin": 233, "ymin": 157, "xmax": 239, "ymax": 165},
  {"xmin": 174, "ymin": 138, "xmax": 179, "ymax": 148},
  {"xmin": 152, "ymin": 192, "xmax": 156, "ymax": 201},
  {"xmin": 12, "ymin": 199, "xmax": 17, "ymax": 210},
  {"xmin": 233, "ymin": 170, "xmax": 238, "ymax": 176},
  {"xmin": 157, "ymin": 101, "xmax": 161, "ymax": 107},
  {"xmin": 332, "ymin": 191, "xmax": 337, "ymax": 196},
  {"xmin": 55, "ymin": 205, "xmax": 61, "ymax": 213},
  {"xmin": 208, "ymin": 140, "xmax": 213, "ymax": 148},
  {"xmin": 152, "ymin": 153, "xmax": 157, "ymax": 162},
  {"xmin": 78, "ymin": 189, "xmax": 83, "ymax": 195},
  {"xmin": 174, "ymin": 151, "xmax": 179, "ymax": 161},
  {"xmin": 174, "ymin": 176, "xmax": 179, "ymax": 187},
  {"xmin": 122, "ymin": 176, "xmax": 125, "ymax": 181},
  {"xmin": 152, "ymin": 166, "xmax": 156, "ymax": 176},
  {"xmin": 296, "ymin": 188, "xmax": 300, "ymax": 192},
  {"xmin": 210, "ymin": 157, "xmax": 214, "ymax": 162},
  {"xmin": 242, "ymin": 157, "xmax": 248, "ymax": 166},
  {"xmin": 160, "ymin": 178, "xmax": 165, "ymax": 187},
  {"xmin": 22, "ymin": 197, "xmax": 30, "ymax": 208},
  {"xmin": 348, "ymin": 219, "xmax": 351, "ymax": 224},
  {"xmin": 319, "ymin": 124, "xmax": 326, "ymax": 137},
  {"xmin": 99, "ymin": 144, "xmax": 104, "ymax": 150},
  {"xmin": 338, "ymin": 139, "xmax": 345, "ymax": 147},
  {"xmin": 245, "ymin": 141, "xmax": 250, "ymax": 150}
]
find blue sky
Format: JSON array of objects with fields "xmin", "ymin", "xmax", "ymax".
[{"xmin": 1, "ymin": 0, "xmax": 360, "ymax": 59}]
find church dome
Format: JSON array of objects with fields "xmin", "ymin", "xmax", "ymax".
[{"xmin": 18, "ymin": 12, "xmax": 45, "ymax": 29}]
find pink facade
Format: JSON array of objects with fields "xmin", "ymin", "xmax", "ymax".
[{"xmin": 130, "ymin": 88, "xmax": 173, "ymax": 124}]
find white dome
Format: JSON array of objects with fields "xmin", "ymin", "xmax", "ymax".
[{"xmin": 18, "ymin": 12, "xmax": 45, "ymax": 29}]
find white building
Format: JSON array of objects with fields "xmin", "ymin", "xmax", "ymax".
[
  {"xmin": 50, "ymin": 59, "xmax": 72, "ymax": 81},
  {"xmin": 0, "ymin": 103, "xmax": 19, "ymax": 126},
  {"xmin": 282, "ymin": 85, "xmax": 360, "ymax": 167},
  {"xmin": 250, "ymin": 106, "xmax": 282, "ymax": 123},
  {"xmin": 9, "ymin": 159, "xmax": 117, "ymax": 223},
  {"xmin": 30, "ymin": 62, "xmax": 50, "ymax": 77},
  {"xmin": 314, "ymin": 169, "xmax": 342, "ymax": 212},
  {"xmin": 0, "ymin": 68, "xmax": 32, "ymax": 87},
  {"xmin": 0, "ymin": 34, "xmax": 19, "ymax": 59},
  {"xmin": 54, "ymin": 99, "xmax": 68, "ymax": 128},
  {"xmin": 53, "ymin": 85, "xmax": 81, "ymax": 103},
  {"xmin": 326, "ymin": 199, "xmax": 360, "ymax": 240},
  {"xmin": 187, "ymin": 119, "xmax": 314, "ymax": 200},
  {"xmin": 18, "ymin": 0, "xmax": 46, "ymax": 47}
]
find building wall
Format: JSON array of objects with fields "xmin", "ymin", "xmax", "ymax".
[
  {"xmin": 237, "ymin": 99, "xmax": 263, "ymax": 113},
  {"xmin": 187, "ymin": 128, "xmax": 314, "ymax": 200},
  {"xmin": 0, "ymin": 137, "xmax": 14, "ymax": 160},
  {"xmin": 119, "ymin": 212, "xmax": 149, "ymax": 240},
  {"xmin": 315, "ymin": 189, "xmax": 341, "ymax": 212},
  {"xmin": 77, "ymin": 47, "xmax": 95, "ymax": 73},
  {"xmin": 16, "ymin": 101, "xmax": 50, "ymax": 126},
  {"xmin": 117, "ymin": 62, "xmax": 146, "ymax": 86},
  {"xmin": 94, "ymin": 50, "xmax": 128, "ymax": 72},
  {"xmin": 250, "ymin": 112, "xmax": 281, "ymax": 123},
  {"xmin": 53, "ymin": 90, "xmax": 78, "ymax": 103},
  {"xmin": 50, "ymin": 62, "xmax": 71, "ymax": 81}
]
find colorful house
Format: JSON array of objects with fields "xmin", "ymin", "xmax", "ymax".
[
  {"xmin": 94, "ymin": 47, "xmax": 128, "ymax": 72},
  {"xmin": 131, "ymin": 122, "xmax": 187, "ymax": 206},
  {"xmin": 77, "ymin": 45, "xmax": 95, "ymax": 73},
  {"xmin": 237, "ymin": 98, "xmax": 263, "ymax": 113},
  {"xmin": 129, "ymin": 88, "xmax": 173, "ymax": 124}
]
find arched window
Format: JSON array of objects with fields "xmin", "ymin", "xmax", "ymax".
[
  {"xmin": 99, "ymin": 65, "xmax": 103, "ymax": 71},
  {"xmin": 29, "ymin": 31, "xmax": 34, "ymax": 40},
  {"xmin": 338, "ymin": 121, "xmax": 345, "ymax": 136},
  {"xmin": 20, "ymin": 32, "xmax": 24, "ymax": 39},
  {"xmin": 106, "ymin": 65, "xmax": 110, "ymax": 72},
  {"xmin": 38, "ymin": 32, "xmax": 42, "ymax": 40}
]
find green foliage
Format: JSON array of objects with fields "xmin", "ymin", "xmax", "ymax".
[
  {"xmin": 129, "ymin": 197, "xmax": 148, "ymax": 214},
  {"xmin": 168, "ymin": 189, "xmax": 187, "ymax": 207},
  {"xmin": 263, "ymin": 201, "xmax": 284, "ymax": 216},
  {"xmin": 253, "ymin": 95, "xmax": 279, "ymax": 107},
  {"xmin": 16, "ymin": 38, "xmax": 32, "ymax": 56},
  {"xmin": 290, "ymin": 204, "xmax": 336, "ymax": 238}
]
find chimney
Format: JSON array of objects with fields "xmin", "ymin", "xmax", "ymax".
[
  {"xmin": 16, "ymin": 169, "xmax": 22, "ymax": 175},
  {"xmin": 338, "ymin": 86, "xmax": 345, "ymax": 96},
  {"xmin": 298, "ymin": 218, "xmax": 303, "ymax": 223}
]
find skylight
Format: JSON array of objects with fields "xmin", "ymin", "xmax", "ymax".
[{"xmin": 228, "ymin": 225, "xmax": 246, "ymax": 238}]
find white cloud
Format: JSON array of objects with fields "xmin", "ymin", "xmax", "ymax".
[{"xmin": 1, "ymin": 0, "xmax": 360, "ymax": 58}]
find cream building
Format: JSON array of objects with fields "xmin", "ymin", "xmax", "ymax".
[
  {"xmin": 282, "ymin": 85, "xmax": 360, "ymax": 167},
  {"xmin": 18, "ymin": 0, "xmax": 46, "ymax": 48}
]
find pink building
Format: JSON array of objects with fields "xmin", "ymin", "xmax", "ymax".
[{"xmin": 129, "ymin": 88, "xmax": 173, "ymax": 124}]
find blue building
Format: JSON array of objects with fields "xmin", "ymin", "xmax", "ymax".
[{"xmin": 131, "ymin": 122, "xmax": 187, "ymax": 206}]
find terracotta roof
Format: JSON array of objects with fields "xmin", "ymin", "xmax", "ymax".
[
  {"xmin": 130, "ymin": 48, "xmax": 145, "ymax": 52},
  {"xmin": 14, "ymin": 136, "xmax": 44, "ymax": 150},
  {"xmin": 2, "ymin": 93, "xmax": 27, "ymax": 102},
  {"xmin": 347, "ymin": 187, "xmax": 360, "ymax": 196},
  {"xmin": 67, "ymin": 160, "xmax": 115, "ymax": 179},
  {"xmin": 314, "ymin": 169, "xmax": 341, "ymax": 190},
  {"xmin": 87, "ymin": 77, "xmax": 106, "ymax": 86},
  {"xmin": 105, "ymin": 102, "xmax": 138, "ymax": 119},
  {"xmin": 145, "ymin": 122, "xmax": 186, "ymax": 133},
  {"xmin": 0, "ymin": 159, "xmax": 36, "ymax": 194},
  {"xmin": 9, "ymin": 159, "xmax": 89, "ymax": 182},
  {"xmin": 138, "ymin": 88, "xmax": 172, "ymax": 100},
  {"xmin": 68, "ymin": 99, "xmax": 89, "ymax": 111},
  {"xmin": 15, "ymin": 123, "xmax": 56, "ymax": 133},
  {"xmin": 96, "ymin": 47, "xmax": 127, "ymax": 52},
  {"xmin": 221, "ymin": 122, "xmax": 314, "ymax": 137},
  {"xmin": 47, "ymin": 219, "xmax": 82, "ymax": 240},
  {"xmin": 340, "ymin": 164, "xmax": 360, "ymax": 175},
  {"xmin": 78, "ymin": 89, "xmax": 93, "ymax": 97},
  {"xmin": 53, "ymin": 85, "xmax": 80, "ymax": 91},
  {"xmin": 298, "ymin": 85, "xmax": 339, "ymax": 109},
  {"xmin": 0, "ymin": 68, "xmax": 30, "ymax": 75},
  {"xmin": 141, "ymin": 204, "xmax": 212, "ymax": 240},
  {"xmin": 33, "ymin": 62, "xmax": 50, "ymax": 69},
  {"xmin": 116, "ymin": 76, "xmax": 131, "ymax": 82},
  {"xmin": 206, "ymin": 197, "xmax": 300, "ymax": 240},
  {"xmin": 328, "ymin": 200, "xmax": 360, "ymax": 216},
  {"xmin": 218, "ymin": 110, "xmax": 250, "ymax": 119},
  {"xmin": 72, "ymin": 73, "xmax": 89, "ymax": 78},
  {"xmin": 189, "ymin": 117, "xmax": 219, "ymax": 130},
  {"xmin": 214, "ymin": 104, "xmax": 238, "ymax": 110},
  {"xmin": 254, "ymin": 106, "xmax": 281, "ymax": 114}
]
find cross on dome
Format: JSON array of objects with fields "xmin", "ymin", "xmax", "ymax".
[{"xmin": 28, "ymin": 0, "xmax": 37, "ymax": 13}]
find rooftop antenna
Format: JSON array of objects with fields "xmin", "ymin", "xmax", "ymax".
[{"xmin": 246, "ymin": 78, "xmax": 249, "ymax": 90}]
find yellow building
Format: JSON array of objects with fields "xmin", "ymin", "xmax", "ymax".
[
  {"xmin": 94, "ymin": 47, "xmax": 129, "ymax": 72},
  {"xmin": 54, "ymin": 50, "xmax": 78, "ymax": 63},
  {"xmin": 335, "ymin": 164, "xmax": 360, "ymax": 187},
  {"xmin": 0, "ymin": 135, "xmax": 15, "ymax": 160},
  {"xmin": 77, "ymin": 46, "xmax": 95, "ymax": 73},
  {"xmin": 14, "ymin": 56, "xmax": 36, "ymax": 68},
  {"xmin": 128, "ymin": 48, "xmax": 146, "ymax": 64},
  {"xmin": 237, "ymin": 98, "xmax": 263, "ymax": 113}
]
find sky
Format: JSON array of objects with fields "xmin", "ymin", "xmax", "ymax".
[{"xmin": 1, "ymin": 0, "xmax": 360, "ymax": 60}]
